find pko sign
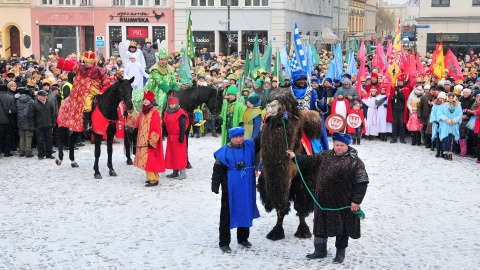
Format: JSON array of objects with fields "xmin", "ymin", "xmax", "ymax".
[{"xmin": 96, "ymin": 36, "xmax": 105, "ymax": 47}]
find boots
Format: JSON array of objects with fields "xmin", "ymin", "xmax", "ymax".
[
  {"xmin": 166, "ymin": 170, "xmax": 179, "ymax": 178},
  {"xmin": 306, "ymin": 243, "xmax": 327, "ymax": 259},
  {"xmin": 411, "ymin": 133, "xmax": 417, "ymax": 145},
  {"xmin": 352, "ymin": 138, "xmax": 357, "ymax": 145},
  {"xmin": 357, "ymin": 137, "xmax": 361, "ymax": 145},
  {"xmin": 459, "ymin": 139, "xmax": 467, "ymax": 157},
  {"xmin": 212, "ymin": 130, "xmax": 218, "ymax": 138},
  {"xmin": 176, "ymin": 170, "xmax": 187, "ymax": 180},
  {"xmin": 333, "ymin": 248, "xmax": 346, "ymax": 264},
  {"xmin": 83, "ymin": 112, "xmax": 92, "ymax": 132},
  {"xmin": 416, "ymin": 132, "xmax": 422, "ymax": 146}
]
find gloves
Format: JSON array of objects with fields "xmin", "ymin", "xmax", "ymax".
[
  {"xmin": 317, "ymin": 98, "xmax": 325, "ymax": 107},
  {"xmin": 211, "ymin": 181, "xmax": 220, "ymax": 194},
  {"xmin": 179, "ymin": 136, "xmax": 184, "ymax": 144},
  {"xmin": 383, "ymin": 104, "xmax": 387, "ymax": 108},
  {"xmin": 123, "ymin": 110, "xmax": 128, "ymax": 117},
  {"xmin": 383, "ymin": 96, "xmax": 388, "ymax": 101}
]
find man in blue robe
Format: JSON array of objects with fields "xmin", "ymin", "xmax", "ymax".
[
  {"xmin": 211, "ymin": 127, "xmax": 261, "ymax": 253},
  {"xmin": 290, "ymin": 69, "xmax": 330, "ymax": 151}
]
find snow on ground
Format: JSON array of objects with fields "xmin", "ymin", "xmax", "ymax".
[{"xmin": 1, "ymin": 135, "xmax": 479, "ymax": 270}]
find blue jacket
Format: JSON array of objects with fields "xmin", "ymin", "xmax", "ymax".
[{"xmin": 437, "ymin": 102, "xmax": 462, "ymax": 142}]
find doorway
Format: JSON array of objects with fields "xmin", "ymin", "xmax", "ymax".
[{"xmin": 9, "ymin": 25, "xmax": 20, "ymax": 57}]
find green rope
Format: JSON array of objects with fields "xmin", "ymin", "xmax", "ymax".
[{"xmin": 281, "ymin": 118, "xmax": 365, "ymax": 220}]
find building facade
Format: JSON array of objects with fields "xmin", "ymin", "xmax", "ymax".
[
  {"xmin": 378, "ymin": 1, "xmax": 406, "ymax": 35},
  {"xmin": 333, "ymin": 0, "xmax": 350, "ymax": 46},
  {"xmin": 174, "ymin": 0, "xmax": 334, "ymax": 57},
  {"xmin": 417, "ymin": 0, "xmax": 480, "ymax": 56},
  {"xmin": 364, "ymin": 0, "xmax": 378, "ymax": 41},
  {"xmin": 0, "ymin": 0, "xmax": 32, "ymax": 58},
  {"xmin": 30, "ymin": 0, "xmax": 175, "ymax": 60}
]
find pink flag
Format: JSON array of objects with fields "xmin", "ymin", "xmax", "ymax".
[
  {"xmin": 444, "ymin": 49, "xmax": 463, "ymax": 81},
  {"xmin": 416, "ymin": 52, "xmax": 424, "ymax": 77},
  {"xmin": 356, "ymin": 39, "xmax": 366, "ymax": 97}
]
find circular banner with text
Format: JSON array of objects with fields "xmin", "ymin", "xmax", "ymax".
[{"xmin": 325, "ymin": 114, "xmax": 347, "ymax": 132}]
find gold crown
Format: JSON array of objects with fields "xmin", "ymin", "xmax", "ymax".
[
  {"xmin": 145, "ymin": 38, "xmax": 152, "ymax": 43},
  {"xmin": 83, "ymin": 51, "xmax": 96, "ymax": 64},
  {"xmin": 129, "ymin": 40, "xmax": 137, "ymax": 47},
  {"xmin": 27, "ymin": 79, "xmax": 37, "ymax": 87}
]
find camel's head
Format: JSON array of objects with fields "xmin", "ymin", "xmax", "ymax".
[{"xmin": 266, "ymin": 88, "xmax": 299, "ymax": 118}]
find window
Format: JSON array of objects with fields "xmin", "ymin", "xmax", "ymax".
[
  {"xmin": 153, "ymin": 26, "xmax": 166, "ymax": 43},
  {"xmin": 109, "ymin": 26, "xmax": 122, "ymax": 57},
  {"xmin": 81, "ymin": 0, "xmax": 92, "ymax": 5},
  {"xmin": 59, "ymin": 0, "xmax": 76, "ymax": 5},
  {"xmin": 154, "ymin": 0, "xmax": 167, "ymax": 5},
  {"xmin": 245, "ymin": 0, "xmax": 268, "ymax": 6},
  {"xmin": 192, "ymin": 0, "xmax": 214, "ymax": 6},
  {"xmin": 131, "ymin": 0, "xmax": 149, "ymax": 6},
  {"xmin": 113, "ymin": 0, "xmax": 124, "ymax": 5},
  {"xmin": 474, "ymin": 0, "xmax": 480, "ymax": 5},
  {"xmin": 42, "ymin": 0, "xmax": 53, "ymax": 4},
  {"xmin": 432, "ymin": 0, "xmax": 449, "ymax": 6},
  {"xmin": 221, "ymin": 0, "xmax": 239, "ymax": 6}
]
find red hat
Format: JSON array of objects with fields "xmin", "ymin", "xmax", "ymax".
[
  {"xmin": 397, "ymin": 74, "xmax": 407, "ymax": 82},
  {"xmin": 168, "ymin": 97, "xmax": 179, "ymax": 105},
  {"xmin": 370, "ymin": 73, "xmax": 378, "ymax": 78},
  {"xmin": 144, "ymin": 90, "xmax": 155, "ymax": 102}
]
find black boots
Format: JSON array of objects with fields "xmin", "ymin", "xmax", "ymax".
[
  {"xmin": 357, "ymin": 137, "xmax": 361, "ymax": 145},
  {"xmin": 352, "ymin": 138, "xmax": 357, "ymax": 145},
  {"xmin": 333, "ymin": 248, "xmax": 346, "ymax": 264},
  {"xmin": 166, "ymin": 170, "xmax": 179, "ymax": 178},
  {"xmin": 306, "ymin": 243, "xmax": 327, "ymax": 259}
]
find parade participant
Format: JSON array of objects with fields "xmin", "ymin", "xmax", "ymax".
[
  {"xmin": 290, "ymin": 69, "xmax": 329, "ymax": 150},
  {"xmin": 56, "ymin": 51, "xmax": 109, "ymax": 133},
  {"xmin": 211, "ymin": 127, "xmax": 261, "ymax": 253},
  {"xmin": 286, "ymin": 132, "xmax": 368, "ymax": 264},
  {"xmin": 16, "ymin": 87, "xmax": 35, "ymax": 157},
  {"xmin": 431, "ymin": 91, "xmax": 447, "ymax": 158},
  {"xmin": 29, "ymin": 90, "xmax": 55, "ymax": 160},
  {"xmin": 220, "ymin": 85, "xmax": 246, "ymax": 145},
  {"xmin": 0, "ymin": 84, "xmax": 16, "ymax": 157},
  {"xmin": 132, "ymin": 48, "xmax": 179, "ymax": 114},
  {"xmin": 375, "ymin": 87, "xmax": 391, "ymax": 141},
  {"xmin": 459, "ymin": 88, "xmax": 474, "ymax": 156},
  {"xmin": 334, "ymin": 78, "xmax": 359, "ymax": 108},
  {"xmin": 134, "ymin": 90, "xmax": 165, "ymax": 187},
  {"xmin": 330, "ymin": 89, "xmax": 350, "ymax": 134},
  {"xmin": 362, "ymin": 88, "xmax": 379, "ymax": 140},
  {"xmin": 242, "ymin": 94, "xmax": 262, "ymax": 139},
  {"xmin": 163, "ymin": 96, "xmax": 188, "ymax": 180},
  {"xmin": 124, "ymin": 54, "xmax": 149, "ymax": 90},
  {"xmin": 347, "ymin": 101, "xmax": 366, "ymax": 145},
  {"xmin": 389, "ymin": 75, "xmax": 408, "ymax": 144},
  {"xmin": 191, "ymin": 106, "xmax": 203, "ymax": 138},
  {"xmin": 323, "ymin": 78, "xmax": 337, "ymax": 118},
  {"xmin": 418, "ymin": 85, "xmax": 434, "ymax": 149},
  {"xmin": 437, "ymin": 92, "xmax": 462, "ymax": 160},
  {"xmin": 407, "ymin": 86, "xmax": 425, "ymax": 146},
  {"xmin": 240, "ymin": 88, "xmax": 250, "ymax": 106},
  {"xmin": 469, "ymin": 93, "xmax": 480, "ymax": 163},
  {"xmin": 142, "ymin": 38, "xmax": 157, "ymax": 71}
]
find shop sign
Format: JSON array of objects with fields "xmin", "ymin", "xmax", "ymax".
[
  {"xmin": 109, "ymin": 11, "xmax": 165, "ymax": 23},
  {"xmin": 436, "ymin": 35, "xmax": 459, "ymax": 42},
  {"xmin": 127, "ymin": 27, "xmax": 148, "ymax": 39},
  {"xmin": 196, "ymin": 37, "xmax": 210, "ymax": 43}
]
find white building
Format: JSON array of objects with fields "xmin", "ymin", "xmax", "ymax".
[
  {"xmin": 416, "ymin": 0, "xmax": 480, "ymax": 56},
  {"xmin": 174, "ymin": 0, "xmax": 334, "ymax": 56},
  {"xmin": 333, "ymin": 0, "xmax": 350, "ymax": 46}
]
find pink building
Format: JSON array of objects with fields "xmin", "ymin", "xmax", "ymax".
[{"xmin": 30, "ymin": 0, "xmax": 174, "ymax": 60}]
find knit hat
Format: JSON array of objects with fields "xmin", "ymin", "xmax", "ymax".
[
  {"xmin": 414, "ymin": 86, "xmax": 424, "ymax": 95},
  {"xmin": 248, "ymin": 94, "xmax": 260, "ymax": 105},
  {"xmin": 37, "ymin": 90, "xmax": 48, "ymax": 96},
  {"xmin": 343, "ymin": 73, "xmax": 352, "ymax": 80},
  {"xmin": 324, "ymin": 78, "xmax": 333, "ymax": 84},
  {"xmin": 336, "ymin": 89, "xmax": 345, "ymax": 96},
  {"xmin": 424, "ymin": 84, "xmax": 431, "ymax": 90},
  {"xmin": 50, "ymin": 85, "xmax": 59, "ymax": 92},
  {"xmin": 437, "ymin": 91, "xmax": 447, "ymax": 100},
  {"xmin": 342, "ymin": 78, "xmax": 351, "ymax": 85},
  {"xmin": 291, "ymin": 69, "xmax": 308, "ymax": 83},
  {"xmin": 311, "ymin": 79, "xmax": 320, "ymax": 84},
  {"xmin": 144, "ymin": 90, "xmax": 155, "ymax": 102},
  {"xmin": 168, "ymin": 97, "xmax": 179, "ymax": 105},
  {"xmin": 7, "ymin": 81, "xmax": 16, "ymax": 89},
  {"xmin": 228, "ymin": 127, "xmax": 245, "ymax": 138},
  {"xmin": 462, "ymin": 88, "xmax": 472, "ymax": 95},
  {"xmin": 254, "ymin": 79, "xmax": 262, "ymax": 87},
  {"xmin": 226, "ymin": 85, "xmax": 238, "ymax": 96},
  {"xmin": 352, "ymin": 101, "xmax": 360, "ymax": 107},
  {"xmin": 332, "ymin": 132, "xmax": 351, "ymax": 145}
]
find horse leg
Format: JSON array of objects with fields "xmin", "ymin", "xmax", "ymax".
[
  {"xmin": 93, "ymin": 133, "xmax": 102, "ymax": 179},
  {"xmin": 125, "ymin": 128, "xmax": 133, "ymax": 165},
  {"xmin": 69, "ymin": 132, "xmax": 80, "ymax": 168},
  {"xmin": 55, "ymin": 127, "xmax": 66, "ymax": 165},
  {"xmin": 294, "ymin": 213, "xmax": 312, "ymax": 239},
  {"xmin": 106, "ymin": 124, "xmax": 117, "ymax": 177},
  {"xmin": 266, "ymin": 210, "xmax": 286, "ymax": 241}
]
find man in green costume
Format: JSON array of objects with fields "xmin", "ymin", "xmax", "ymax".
[
  {"xmin": 132, "ymin": 48, "xmax": 179, "ymax": 114},
  {"xmin": 220, "ymin": 85, "xmax": 246, "ymax": 145}
]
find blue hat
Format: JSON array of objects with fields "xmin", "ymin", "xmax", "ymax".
[
  {"xmin": 476, "ymin": 77, "xmax": 480, "ymax": 82},
  {"xmin": 248, "ymin": 94, "xmax": 260, "ymax": 105},
  {"xmin": 324, "ymin": 78, "xmax": 333, "ymax": 84},
  {"xmin": 311, "ymin": 79, "xmax": 320, "ymax": 84},
  {"xmin": 343, "ymin": 73, "xmax": 351, "ymax": 80},
  {"xmin": 291, "ymin": 69, "xmax": 308, "ymax": 84},
  {"xmin": 228, "ymin": 127, "xmax": 245, "ymax": 138},
  {"xmin": 332, "ymin": 132, "xmax": 351, "ymax": 145},
  {"xmin": 336, "ymin": 89, "xmax": 344, "ymax": 96}
]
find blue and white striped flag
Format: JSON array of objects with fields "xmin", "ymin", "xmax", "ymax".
[
  {"xmin": 291, "ymin": 47, "xmax": 299, "ymax": 71},
  {"xmin": 293, "ymin": 23, "xmax": 307, "ymax": 70}
]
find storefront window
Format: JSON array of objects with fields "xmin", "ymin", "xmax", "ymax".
[
  {"xmin": 153, "ymin": 26, "xmax": 166, "ymax": 44},
  {"xmin": 219, "ymin": 31, "xmax": 238, "ymax": 56},
  {"xmin": 126, "ymin": 26, "xmax": 148, "ymax": 48},
  {"xmin": 193, "ymin": 31, "xmax": 215, "ymax": 57},
  {"xmin": 242, "ymin": 31, "xmax": 268, "ymax": 54},
  {"xmin": 40, "ymin": 26, "xmax": 78, "ymax": 60},
  {"xmin": 109, "ymin": 26, "xmax": 122, "ymax": 57}
]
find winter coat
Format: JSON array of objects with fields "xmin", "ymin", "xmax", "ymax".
[
  {"xmin": 296, "ymin": 147, "xmax": 369, "ymax": 239},
  {"xmin": 334, "ymin": 86, "xmax": 359, "ymax": 108},
  {"xmin": 418, "ymin": 93, "xmax": 434, "ymax": 125},
  {"xmin": 0, "ymin": 91, "xmax": 16, "ymax": 124},
  {"xmin": 29, "ymin": 98, "xmax": 55, "ymax": 130},
  {"xmin": 437, "ymin": 101, "xmax": 462, "ymax": 142},
  {"xmin": 16, "ymin": 94, "xmax": 34, "ymax": 131}
]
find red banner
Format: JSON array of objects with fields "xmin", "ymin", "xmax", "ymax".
[{"xmin": 127, "ymin": 27, "xmax": 148, "ymax": 39}]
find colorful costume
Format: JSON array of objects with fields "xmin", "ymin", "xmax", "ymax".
[{"xmin": 163, "ymin": 97, "xmax": 189, "ymax": 173}]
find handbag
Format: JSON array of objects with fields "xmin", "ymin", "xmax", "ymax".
[{"xmin": 466, "ymin": 116, "xmax": 476, "ymax": 131}]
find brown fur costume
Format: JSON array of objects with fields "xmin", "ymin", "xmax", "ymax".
[{"xmin": 257, "ymin": 88, "xmax": 323, "ymax": 240}]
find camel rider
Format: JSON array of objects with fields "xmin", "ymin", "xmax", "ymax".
[{"xmin": 132, "ymin": 47, "xmax": 179, "ymax": 114}]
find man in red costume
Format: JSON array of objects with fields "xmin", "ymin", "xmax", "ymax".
[
  {"xmin": 163, "ymin": 97, "xmax": 189, "ymax": 179},
  {"xmin": 55, "ymin": 51, "xmax": 110, "ymax": 167}
]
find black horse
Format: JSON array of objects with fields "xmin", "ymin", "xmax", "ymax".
[{"xmin": 91, "ymin": 77, "xmax": 134, "ymax": 179}]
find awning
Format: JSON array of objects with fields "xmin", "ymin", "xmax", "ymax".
[{"xmin": 321, "ymin": 28, "xmax": 339, "ymax": 44}]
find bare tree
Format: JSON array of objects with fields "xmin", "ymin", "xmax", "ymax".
[{"xmin": 376, "ymin": 7, "xmax": 396, "ymax": 35}]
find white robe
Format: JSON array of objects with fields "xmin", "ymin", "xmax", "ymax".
[
  {"xmin": 362, "ymin": 96, "xmax": 379, "ymax": 136},
  {"xmin": 376, "ymin": 94, "xmax": 392, "ymax": 133},
  {"xmin": 124, "ymin": 61, "xmax": 149, "ymax": 90}
]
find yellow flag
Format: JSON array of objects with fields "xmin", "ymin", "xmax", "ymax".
[
  {"xmin": 432, "ymin": 41, "xmax": 445, "ymax": 79},
  {"xmin": 388, "ymin": 19, "xmax": 402, "ymax": 86}
]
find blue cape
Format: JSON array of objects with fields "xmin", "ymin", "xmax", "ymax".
[{"xmin": 214, "ymin": 139, "xmax": 260, "ymax": 229}]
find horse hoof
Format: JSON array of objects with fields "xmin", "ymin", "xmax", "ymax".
[
  {"xmin": 266, "ymin": 225, "xmax": 285, "ymax": 241},
  {"xmin": 56, "ymin": 159, "xmax": 62, "ymax": 166},
  {"xmin": 71, "ymin": 161, "xmax": 79, "ymax": 168},
  {"xmin": 94, "ymin": 174, "xmax": 103, "ymax": 179},
  {"xmin": 109, "ymin": 170, "xmax": 117, "ymax": 177},
  {"xmin": 126, "ymin": 159, "xmax": 133, "ymax": 165}
]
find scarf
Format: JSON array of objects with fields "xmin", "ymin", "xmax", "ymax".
[
  {"xmin": 166, "ymin": 104, "xmax": 180, "ymax": 114},
  {"xmin": 149, "ymin": 62, "xmax": 174, "ymax": 75},
  {"xmin": 142, "ymin": 104, "xmax": 154, "ymax": 115}
]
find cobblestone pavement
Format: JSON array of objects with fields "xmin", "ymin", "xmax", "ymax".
[{"xmin": 1, "ymin": 137, "xmax": 479, "ymax": 269}]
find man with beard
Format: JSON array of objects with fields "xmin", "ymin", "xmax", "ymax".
[{"xmin": 290, "ymin": 69, "xmax": 329, "ymax": 150}]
